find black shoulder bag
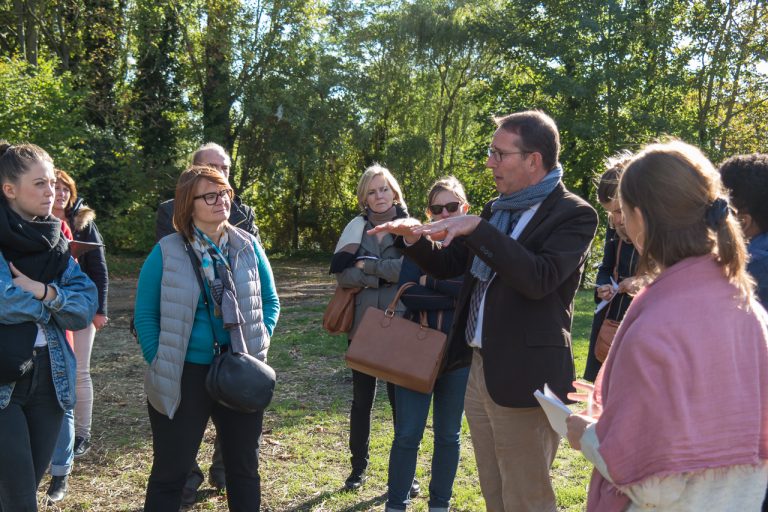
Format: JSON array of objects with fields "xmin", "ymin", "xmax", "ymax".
[{"xmin": 184, "ymin": 242, "xmax": 275, "ymax": 413}]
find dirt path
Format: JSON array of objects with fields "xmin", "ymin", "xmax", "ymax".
[
  {"xmin": 109, "ymin": 257, "xmax": 334, "ymax": 330},
  {"xmin": 64, "ymin": 258, "xmax": 336, "ymax": 512}
]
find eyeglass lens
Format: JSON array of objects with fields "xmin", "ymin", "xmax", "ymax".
[{"xmin": 202, "ymin": 189, "xmax": 232, "ymax": 205}]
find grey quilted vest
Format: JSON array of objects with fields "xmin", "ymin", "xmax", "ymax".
[{"xmin": 144, "ymin": 229, "xmax": 269, "ymax": 418}]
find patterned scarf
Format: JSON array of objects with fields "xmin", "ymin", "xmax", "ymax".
[
  {"xmin": 470, "ymin": 166, "xmax": 563, "ymax": 281},
  {"xmin": 190, "ymin": 226, "xmax": 247, "ymax": 348},
  {"xmin": 191, "ymin": 226, "xmax": 230, "ymax": 288}
]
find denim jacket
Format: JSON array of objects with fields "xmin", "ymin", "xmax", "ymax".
[{"xmin": 0, "ymin": 251, "xmax": 98, "ymax": 410}]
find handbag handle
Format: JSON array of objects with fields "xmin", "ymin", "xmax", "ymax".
[{"xmin": 385, "ymin": 282, "xmax": 417, "ymax": 318}]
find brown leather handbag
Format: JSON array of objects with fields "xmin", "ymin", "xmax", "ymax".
[
  {"xmin": 323, "ymin": 285, "xmax": 362, "ymax": 335},
  {"xmin": 595, "ymin": 318, "xmax": 620, "ymax": 362},
  {"xmin": 345, "ymin": 283, "xmax": 447, "ymax": 394}
]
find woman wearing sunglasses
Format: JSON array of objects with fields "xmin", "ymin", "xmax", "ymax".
[
  {"xmin": 134, "ymin": 166, "xmax": 279, "ymax": 511},
  {"xmin": 385, "ymin": 176, "xmax": 472, "ymax": 512}
]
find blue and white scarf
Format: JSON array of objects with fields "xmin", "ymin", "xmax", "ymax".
[
  {"xmin": 191, "ymin": 225, "xmax": 247, "ymax": 347},
  {"xmin": 470, "ymin": 166, "xmax": 563, "ymax": 281},
  {"xmin": 191, "ymin": 225, "xmax": 230, "ymax": 286}
]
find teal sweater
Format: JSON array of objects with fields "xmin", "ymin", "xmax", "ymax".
[{"xmin": 135, "ymin": 241, "xmax": 280, "ymax": 364}]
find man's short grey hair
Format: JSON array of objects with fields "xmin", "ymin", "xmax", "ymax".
[{"xmin": 192, "ymin": 142, "xmax": 230, "ymax": 165}]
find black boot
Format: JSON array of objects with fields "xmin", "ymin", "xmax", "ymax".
[
  {"xmin": 46, "ymin": 475, "xmax": 69, "ymax": 503},
  {"xmin": 344, "ymin": 468, "xmax": 367, "ymax": 490},
  {"xmin": 181, "ymin": 464, "xmax": 204, "ymax": 507}
]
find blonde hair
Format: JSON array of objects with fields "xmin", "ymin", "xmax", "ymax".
[
  {"xmin": 619, "ymin": 140, "xmax": 752, "ymax": 299},
  {"xmin": 426, "ymin": 176, "xmax": 468, "ymax": 217},
  {"xmin": 597, "ymin": 150, "xmax": 633, "ymax": 204},
  {"xmin": 355, "ymin": 164, "xmax": 406, "ymax": 212}
]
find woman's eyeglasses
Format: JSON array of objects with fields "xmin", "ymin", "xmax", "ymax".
[
  {"xmin": 428, "ymin": 202, "xmax": 461, "ymax": 215},
  {"xmin": 193, "ymin": 188, "xmax": 233, "ymax": 205}
]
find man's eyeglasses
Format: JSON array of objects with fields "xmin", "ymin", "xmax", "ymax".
[
  {"xmin": 487, "ymin": 146, "xmax": 530, "ymax": 162},
  {"xmin": 193, "ymin": 188, "xmax": 233, "ymax": 205},
  {"xmin": 429, "ymin": 202, "xmax": 461, "ymax": 215}
]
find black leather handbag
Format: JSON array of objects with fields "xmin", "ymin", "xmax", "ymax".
[
  {"xmin": 185, "ymin": 243, "xmax": 276, "ymax": 413},
  {"xmin": 0, "ymin": 322, "xmax": 37, "ymax": 384},
  {"xmin": 205, "ymin": 341, "xmax": 276, "ymax": 413}
]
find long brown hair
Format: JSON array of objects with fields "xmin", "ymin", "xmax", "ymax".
[{"xmin": 619, "ymin": 140, "xmax": 752, "ymax": 298}]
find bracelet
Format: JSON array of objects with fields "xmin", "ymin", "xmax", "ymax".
[{"xmin": 40, "ymin": 284, "xmax": 49, "ymax": 302}]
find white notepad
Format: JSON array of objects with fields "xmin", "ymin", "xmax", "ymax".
[{"xmin": 533, "ymin": 383, "xmax": 572, "ymax": 437}]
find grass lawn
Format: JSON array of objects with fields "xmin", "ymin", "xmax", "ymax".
[{"xmin": 53, "ymin": 255, "xmax": 596, "ymax": 511}]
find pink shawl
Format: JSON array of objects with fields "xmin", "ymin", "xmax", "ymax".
[{"xmin": 588, "ymin": 255, "xmax": 768, "ymax": 511}]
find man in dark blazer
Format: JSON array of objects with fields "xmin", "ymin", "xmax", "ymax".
[
  {"xmin": 155, "ymin": 142, "xmax": 260, "ymax": 243},
  {"xmin": 371, "ymin": 110, "xmax": 597, "ymax": 511}
]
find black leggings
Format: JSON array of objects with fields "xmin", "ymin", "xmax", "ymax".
[
  {"xmin": 349, "ymin": 367, "xmax": 396, "ymax": 472},
  {"xmin": 144, "ymin": 362, "xmax": 264, "ymax": 512}
]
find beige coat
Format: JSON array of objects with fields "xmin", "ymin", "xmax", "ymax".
[{"xmin": 334, "ymin": 221, "xmax": 404, "ymax": 336}]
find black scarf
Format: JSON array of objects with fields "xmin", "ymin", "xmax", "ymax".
[{"xmin": 0, "ymin": 201, "xmax": 71, "ymax": 283}]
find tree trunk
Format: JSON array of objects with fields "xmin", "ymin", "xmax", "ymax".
[{"xmin": 24, "ymin": 0, "xmax": 38, "ymax": 65}]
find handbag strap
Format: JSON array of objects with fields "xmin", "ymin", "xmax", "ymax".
[
  {"xmin": 601, "ymin": 238, "xmax": 625, "ymax": 321},
  {"xmin": 612, "ymin": 239, "xmax": 622, "ymax": 283},
  {"xmin": 184, "ymin": 241, "xmax": 224, "ymax": 356}
]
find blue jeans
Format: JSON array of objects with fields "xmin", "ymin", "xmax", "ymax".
[
  {"xmin": 386, "ymin": 366, "xmax": 469, "ymax": 510},
  {"xmin": 50, "ymin": 408, "xmax": 75, "ymax": 476}
]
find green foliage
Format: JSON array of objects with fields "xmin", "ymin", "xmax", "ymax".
[
  {"xmin": 2, "ymin": 1, "xmax": 768, "ymax": 254},
  {"xmin": 0, "ymin": 56, "xmax": 88, "ymax": 169}
]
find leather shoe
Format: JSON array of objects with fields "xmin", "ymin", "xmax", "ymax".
[
  {"xmin": 410, "ymin": 478, "xmax": 420, "ymax": 498},
  {"xmin": 344, "ymin": 470, "xmax": 366, "ymax": 490},
  {"xmin": 181, "ymin": 469, "xmax": 204, "ymax": 507},
  {"xmin": 180, "ymin": 485, "xmax": 197, "ymax": 508},
  {"xmin": 209, "ymin": 469, "xmax": 226, "ymax": 491},
  {"xmin": 46, "ymin": 475, "xmax": 68, "ymax": 503}
]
